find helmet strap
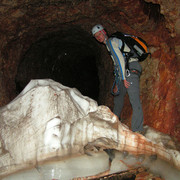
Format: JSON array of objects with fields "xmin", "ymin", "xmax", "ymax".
[
  {"xmin": 102, "ymin": 29, "xmax": 106, "ymax": 34},
  {"xmin": 100, "ymin": 30, "xmax": 108, "ymax": 42}
]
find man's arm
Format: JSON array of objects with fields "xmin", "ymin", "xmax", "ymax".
[
  {"xmin": 108, "ymin": 38, "xmax": 126, "ymax": 80},
  {"xmin": 107, "ymin": 38, "xmax": 130, "ymax": 88}
]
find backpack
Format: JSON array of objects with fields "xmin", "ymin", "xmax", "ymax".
[{"xmin": 110, "ymin": 32, "xmax": 151, "ymax": 62}]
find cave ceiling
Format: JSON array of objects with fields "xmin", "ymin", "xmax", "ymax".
[{"xmin": 0, "ymin": 0, "xmax": 179, "ymax": 140}]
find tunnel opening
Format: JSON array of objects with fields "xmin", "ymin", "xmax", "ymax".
[{"xmin": 15, "ymin": 28, "xmax": 101, "ymax": 102}]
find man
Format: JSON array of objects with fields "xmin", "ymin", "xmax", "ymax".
[{"xmin": 92, "ymin": 24, "xmax": 144, "ymax": 133}]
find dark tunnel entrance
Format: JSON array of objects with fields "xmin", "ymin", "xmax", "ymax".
[{"xmin": 15, "ymin": 28, "xmax": 101, "ymax": 102}]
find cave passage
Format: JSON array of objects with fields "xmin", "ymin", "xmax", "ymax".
[{"xmin": 15, "ymin": 28, "xmax": 100, "ymax": 101}]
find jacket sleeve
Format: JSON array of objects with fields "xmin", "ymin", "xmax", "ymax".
[{"xmin": 107, "ymin": 38, "xmax": 126, "ymax": 80}]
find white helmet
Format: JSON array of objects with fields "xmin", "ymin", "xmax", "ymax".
[{"xmin": 92, "ymin": 24, "xmax": 104, "ymax": 36}]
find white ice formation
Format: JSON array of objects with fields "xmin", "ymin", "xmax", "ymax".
[{"xmin": 0, "ymin": 79, "xmax": 180, "ymax": 180}]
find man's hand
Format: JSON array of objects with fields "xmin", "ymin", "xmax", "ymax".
[{"xmin": 124, "ymin": 79, "xmax": 130, "ymax": 88}]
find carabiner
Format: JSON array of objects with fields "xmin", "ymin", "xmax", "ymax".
[{"xmin": 126, "ymin": 69, "xmax": 130, "ymax": 77}]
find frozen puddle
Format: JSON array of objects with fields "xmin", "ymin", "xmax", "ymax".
[
  {"xmin": 3, "ymin": 150, "xmax": 180, "ymax": 180},
  {"xmin": 3, "ymin": 152, "xmax": 109, "ymax": 180}
]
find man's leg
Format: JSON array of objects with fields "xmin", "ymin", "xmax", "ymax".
[
  {"xmin": 127, "ymin": 75, "xmax": 144, "ymax": 132},
  {"xmin": 113, "ymin": 80, "xmax": 126, "ymax": 119}
]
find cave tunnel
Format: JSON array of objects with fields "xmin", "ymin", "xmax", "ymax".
[
  {"xmin": 0, "ymin": 0, "xmax": 180, "ymax": 179},
  {"xmin": 0, "ymin": 0, "xmax": 179, "ymax": 141},
  {"xmin": 15, "ymin": 28, "xmax": 101, "ymax": 102}
]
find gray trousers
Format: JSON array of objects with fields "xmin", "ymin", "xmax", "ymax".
[{"xmin": 113, "ymin": 62, "xmax": 144, "ymax": 132}]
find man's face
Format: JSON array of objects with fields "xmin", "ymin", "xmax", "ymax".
[{"xmin": 94, "ymin": 31, "xmax": 105, "ymax": 43}]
